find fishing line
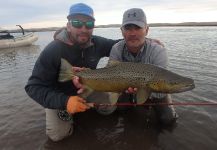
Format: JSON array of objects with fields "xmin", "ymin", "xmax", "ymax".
[
  {"xmin": 92, "ymin": 102, "xmax": 217, "ymax": 107},
  {"xmin": 58, "ymin": 101, "xmax": 217, "ymax": 121}
]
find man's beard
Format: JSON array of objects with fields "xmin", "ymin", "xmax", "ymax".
[{"xmin": 74, "ymin": 33, "xmax": 91, "ymax": 46}]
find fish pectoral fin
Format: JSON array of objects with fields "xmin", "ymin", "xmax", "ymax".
[
  {"xmin": 136, "ymin": 88, "xmax": 151, "ymax": 104},
  {"xmin": 79, "ymin": 86, "xmax": 94, "ymax": 99},
  {"xmin": 108, "ymin": 92, "xmax": 120, "ymax": 104},
  {"xmin": 106, "ymin": 59, "xmax": 121, "ymax": 67}
]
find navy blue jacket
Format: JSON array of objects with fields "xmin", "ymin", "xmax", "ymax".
[{"xmin": 25, "ymin": 30, "xmax": 118, "ymax": 109}]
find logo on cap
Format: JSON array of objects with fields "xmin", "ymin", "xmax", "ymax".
[{"xmin": 128, "ymin": 12, "xmax": 137, "ymax": 18}]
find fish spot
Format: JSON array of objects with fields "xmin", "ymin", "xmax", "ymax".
[{"xmin": 173, "ymin": 81, "xmax": 178, "ymax": 85}]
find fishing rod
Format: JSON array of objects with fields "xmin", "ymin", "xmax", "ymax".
[
  {"xmin": 58, "ymin": 101, "xmax": 217, "ymax": 121},
  {"xmin": 90, "ymin": 102, "xmax": 217, "ymax": 107}
]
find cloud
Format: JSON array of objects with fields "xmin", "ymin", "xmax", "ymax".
[
  {"xmin": 1, "ymin": 0, "xmax": 217, "ymax": 29},
  {"xmin": 1, "ymin": 1, "xmax": 69, "ymax": 23}
]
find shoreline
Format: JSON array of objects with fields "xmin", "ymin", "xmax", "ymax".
[{"xmin": 1, "ymin": 22, "xmax": 217, "ymax": 33}]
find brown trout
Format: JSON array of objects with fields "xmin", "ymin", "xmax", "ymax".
[{"xmin": 58, "ymin": 58, "xmax": 195, "ymax": 104}]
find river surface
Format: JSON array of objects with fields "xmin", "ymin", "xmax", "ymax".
[{"xmin": 0, "ymin": 27, "xmax": 217, "ymax": 150}]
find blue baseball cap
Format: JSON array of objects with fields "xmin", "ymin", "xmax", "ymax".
[{"xmin": 67, "ymin": 3, "xmax": 95, "ymax": 20}]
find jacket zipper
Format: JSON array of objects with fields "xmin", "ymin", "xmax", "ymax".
[{"xmin": 81, "ymin": 49, "xmax": 84, "ymax": 66}]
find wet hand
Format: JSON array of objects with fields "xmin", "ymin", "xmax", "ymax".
[
  {"xmin": 72, "ymin": 76, "xmax": 84, "ymax": 94},
  {"xmin": 66, "ymin": 96, "xmax": 91, "ymax": 114},
  {"xmin": 125, "ymin": 87, "xmax": 137, "ymax": 94},
  {"xmin": 72, "ymin": 66, "xmax": 85, "ymax": 72},
  {"xmin": 72, "ymin": 66, "xmax": 86, "ymax": 94},
  {"xmin": 147, "ymin": 38, "xmax": 165, "ymax": 47}
]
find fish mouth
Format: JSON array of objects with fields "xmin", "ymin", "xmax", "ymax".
[{"xmin": 175, "ymin": 83, "xmax": 195, "ymax": 93}]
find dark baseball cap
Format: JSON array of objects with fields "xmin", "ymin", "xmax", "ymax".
[{"xmin": 122, "ymin": 8, "xmax": 147, "ymax": 28}]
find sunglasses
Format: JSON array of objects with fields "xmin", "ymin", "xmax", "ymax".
[{"xmin": 70, "ymin": 20, "xmax": 94, "ymax": 29}]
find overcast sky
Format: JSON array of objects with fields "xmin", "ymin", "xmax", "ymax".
[{"xmin": 1, "ymin": 0, "xmax": 217, "ymax": 29}]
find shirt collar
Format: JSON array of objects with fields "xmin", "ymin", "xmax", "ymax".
[{"xmin": 122, "ymin": 41, "xmax": 147, "ymax": 62}]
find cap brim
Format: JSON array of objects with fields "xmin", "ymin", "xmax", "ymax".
[
  {"xmin": 122, "ymin": 21, "xmax": 145, "ymax": 28},
  {"xmin": 67, "ymin": 13, "xmax": 95, "ymax": 21}
]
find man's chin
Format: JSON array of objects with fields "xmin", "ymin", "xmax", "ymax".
[
  {"xmin": 78, "ymin": 38, "xmax": 89, "ymax": 45},
  {"xmin": 127, "ymin": 42, "xmax": 140, "ymax": 48}
]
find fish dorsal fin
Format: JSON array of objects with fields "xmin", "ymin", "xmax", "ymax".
[
  {"xmin": 136, "ymin": 88, "xmax": 151, "ymax": 104},
  {"xmin": 106, "ymin": 60, "xmax": 121, "ymax": 68},
  {"xmin": 58, "ymin": 58, "xmax": 73, "ymax": 82}
]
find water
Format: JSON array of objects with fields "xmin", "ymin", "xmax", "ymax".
[{"xmin": 0, "ymin": 27, "xmax": 217, "ymax": 150}]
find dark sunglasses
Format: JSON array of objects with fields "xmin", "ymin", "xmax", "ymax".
[{"xmin": 70, "ymin": 20, "xmax": 94, "ymax": 29}]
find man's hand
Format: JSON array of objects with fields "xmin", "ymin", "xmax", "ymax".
[
  {"xmin": 125, "ymin": 87, "xmax": 137, "ymax": 94},
  {"xmin": 72, "ymin": 66, "xmax": 85, "ymax": 72},
  {"xmin": 72, "ymin": 66, "xmax": 85, "ymax": 94},
  {"xmin": 73, "ymin": 76, "xmax": 84, "ymax": 94},
  {"xmin": 146, "ymin": 38, "xmax": 165, "ymax": 47},
  {"xmin": 152, "ymin": 39, "xmax": 164, "ymax": 47},
  {"xmin": 66, "ymin": 96, "xmax": 90, "ymax": 114}
]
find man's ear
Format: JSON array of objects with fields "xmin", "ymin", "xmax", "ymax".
[
  {"xmin": 145, "ymin": 26, "xmax": 149, "ymax": 36},
  {"xmin": 66, "ymin": 22, "xmax": 71, "ymax": 32},
  {"xmin": 120, "ymin": 27, "xmax": 125, "ymax": 37}
]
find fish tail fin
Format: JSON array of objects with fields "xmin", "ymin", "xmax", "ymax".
[{"xmin": 58, "ymin": 58, "xmax": 74, "ymax": 82}]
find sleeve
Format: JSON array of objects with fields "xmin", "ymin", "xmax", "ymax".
[
  {"xmin": 109, "ymin": 41, "xmax": 124, "ymax": 61},
  {"xmin": 104, "ymin": 38, "xmax": 120, "ymax": 56},
  {"xmin": 25, "ymin": 42, "xmax": 69, "ymax": 109},
  {"xmin": 151, "ymin": 45, "xmax": 168, "ymax": 69}
]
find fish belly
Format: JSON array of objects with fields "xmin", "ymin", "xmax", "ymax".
[{"xmin": 82, "ymin": 78, "xmax": 131, "ymax": 92}]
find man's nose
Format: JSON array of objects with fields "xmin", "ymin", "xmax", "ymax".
[
  {"xmin": 80, "ymin": 25, "xmax": 89, "ymax": 31},
  {"xmin": 128, "ymin": 28, "xmax": 137, "ymax": 35}
]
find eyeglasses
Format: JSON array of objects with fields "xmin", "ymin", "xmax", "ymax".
[{"xmin": 70, "ymin": 20, "xmax": 94, "ymax": 29}]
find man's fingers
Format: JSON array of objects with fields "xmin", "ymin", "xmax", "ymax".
[
  {"xmin": 133, "ymin": 88, "xmax": 138, "ymax": 92},
  {"xmin": 78, "ymin": 98, "xmax": 86, "ymax": 103},
  {"xmin": 77, "ymin": 102, "xmax": 91, "ymax": 112},
  {"xmin": 77, "ymin": 88, "xmax": 84, "ymax": 94},
  {"xmin": 72, "ymin": 76, "xmax": 85, "ymax": 94},
  {"xmin": 86, "ymin": 103, "xmax": 94, "ymax": 108},
  {"xmin": 78, "ymin": 104, "xmax": 89, "ymax": 111},
  {"xmin": 125, "ymin": 87, "xmax": 133, "ymax": 93},
  {"xmin": 72, "ymin": 76, "xmax": 80, "ymax": 85},
  {"xmin": 125, "ymin": 87, "xmax": 138, "ymax": 94},
  {"xmin": 72, "ymin": 76, "xmax": 83, "ymax": 89},
  {"xmin": 72, "ymin": 66, "xmax": 85, "ymax": 72}
]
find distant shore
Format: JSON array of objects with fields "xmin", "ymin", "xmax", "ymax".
[{"xmin": 1, "ymin": 22, "xmax": 217, "ymax": 33}]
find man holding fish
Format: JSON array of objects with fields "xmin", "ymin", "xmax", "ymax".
[
  {"xmin": 74, "ymin": 8, "xmax": 180, "ymax": 125},
  {"xmin": 25, "ymin": 3, "xmax": 194, "ymax": 142},
  {"xmin": 108, "ymin": 8, "xmax": 178, "ymax": 125},
  {"xmin": 25, "ymin": 3, "xmax": 128, "ymax": 141}
]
